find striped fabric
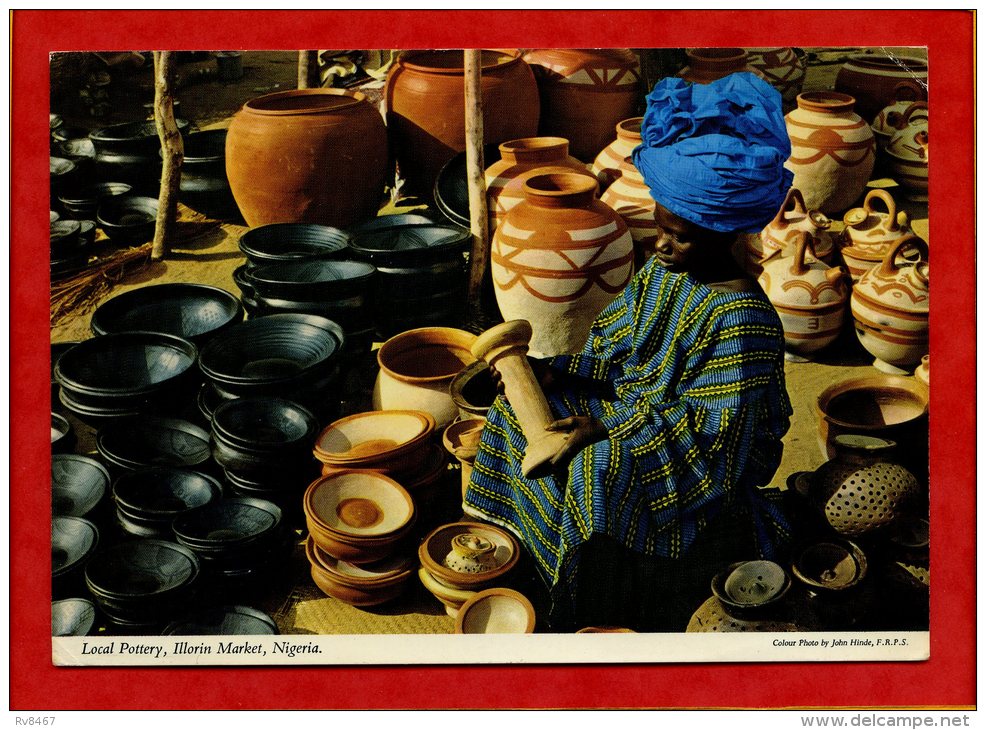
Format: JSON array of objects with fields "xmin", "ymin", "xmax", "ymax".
[{"xmin": 464, "ymin": 258, "xmax": 793, "ymax": 626}]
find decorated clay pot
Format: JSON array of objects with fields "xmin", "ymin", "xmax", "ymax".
[
  {"xmin": 784, "ymin": 92, "xmax": 876, "ymax": 215},
  {"xmin": 442, "ymin": 418, "xmax": 485, "ymax": 500},
  {"xmin": 491, "ymin": 171, "xmax": 634, "ymax": 357},
  {"xmin": 913, "ymin": 354, "xmax": 929, "ymax": 387},
  {"xmin": 758, "ymin": 232, "xmax": 850, "ymax": 360},
  {"xmin": 484, "ymin": 137, "xmax": 586, "ymax": 234},
  {"xmin": 522, "ymin": 49, "xmax": 642, "ymax": 163},
  {"xmin": 600, "ymin": 157, "xmax": 658, "ymax": 268},
  {"xmin": 225, "ymin": 89, "xmax": 388, "ymax": 229},
  {"xmin": 591, "ymin": 117, "xmax": 643, "ymax": 191},
  {"xmin": 749, "ymin": 187, "xmax": 835, "ymax": 275},
  {"xmin": 744, "ymin": 47, "xmax": 806, "ymax": 112},
  {"xmin": 885, "ymin": 105, "xmax": 929, "ymax": 202},
  {"xmin": 678, "ymin": 48, "xmax": 764, "ymax": 85},
  {"xmin": 835, "ymin": 53, "xmax": 928, "ymax": 122},
  {"xmin": 840, "ymin": 189, "xmax": 914, "ymax": 282},
  {"xmin": 385, "ymin": 49, "xmax": 539, "ymax": 195},
  {"xmin": 850, "ymin": 234, "xmax": 929, "ymax": 373},
  {"xmin": 872, "ymin": 100, "xmax": 928, "ymax": 152}
]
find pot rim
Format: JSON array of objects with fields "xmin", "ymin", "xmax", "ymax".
[
  {"xmin": 795, "ymin": 91, "xmax": 857, "ymax": 114},
  {"xmin": 242, "ymin": 88, "xmax": 367, "ymax": 117},
  {"xmin": 843, "ymin": 53, "xmax": 928, "ymax": 72},
  {"xmin": 397, "ymin": 48, "xmax": 522, "ymax": 75},
  {"xmin": 454, "ymin": 587, "xmax": 536, "ymax": 634},
  {"xmin": 376, "ymin": 327, "xmax": 478, "ymax": 385},
  {"xmin": 815, "ymin": 374, "xmax": 929, "ymax": 429}
]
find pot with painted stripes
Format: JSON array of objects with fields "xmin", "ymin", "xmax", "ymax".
[
  {"xmin": 599, "ymin": 157, "xmax": 658, "ymax": 269},
  {"xmin": 591, "ymin": 116, "xmax": 643, "ymax": 191}
]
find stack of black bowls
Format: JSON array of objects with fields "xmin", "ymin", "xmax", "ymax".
[
  {"xmin": 50, "ymin": 219, "xmax": 96, "ymax": 279},
  {"xmin": 96, "ymin": 416, "xmax": 214, "ymax": 473},
  {"xmin": 238, "ymin": 223, "xmax": 351, "ymax": 270},
  {"xmin": 348, "ymin": 220, "xmax": 472, "ymax": 337},
  {"xmin": 197, "ymin": 313, "xmax": 346, "ymax": 423},
  {"xmin": 52, "ymin": 515, "xmax": 100, "ymax": 599},
  {"xmin": 89, "ymin": 119, "xmax": 190, "ymax": 194},
  {"xmin": 111, "ymin": 467, "xmax": 223, "ymax": 539},
  {"xmin": 210, "ymin": 396, "xmax": 320, "ymax": 524},
  {"xmin": 84, "ymin": 539, "xmax": 201, "ymax": 632},
  {"xmin": 174, "ymin": 129, "xmax": 241, "ymax": 223}
]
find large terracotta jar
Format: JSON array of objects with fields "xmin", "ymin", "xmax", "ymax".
[
  {"xmin": 678, "ymin": 48, "xmax": 764, "ymax": 85},
  {"xmin": 784, "ymin": 92, "xmax": 876, "ymax": 215},
  {"xmin": 522, "ymin": 49, "xmax": 642, "ymax": 163},
  {"xmin": 599, "ymin": 158, "xmax": 658, "ymax": 267},
  {"xmin": 225, "ymin": 89, "xmax": 388, "ymax": 229},
  {"xmin": 835, "ymin": 53, "xmax": 928, "ymax": 122},
  {"xmin": 491, "ymin": 171, "xmax": 634, "ymax": 357},
  {"xmin": 744, "ymin": 47, "xmax": 806, "ymax": 112},
  {"xmin": 484, "ymin": 137, "xmax": 586, "ymax": 234},
  {"xmin": 591, "ymin": 116, "xmax": 643, "ymax": 191},
  {"xmin": 750, "ymin": 187, "xmax": 835, "ymax": 276},
  {"xmin": 385, "ymin": 49, "xmax": 540, "ymax": 196},
  {"xmin": 839, "ymin": 189, "xmax": 914, "ymax": 282},
  {"xmin": 850, "ymin": 235, "xmax": 929, "ymax": 373}
]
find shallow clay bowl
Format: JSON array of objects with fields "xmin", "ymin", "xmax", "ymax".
[
  {"xmin": 112, "ymin": 467, "xmax": 222, "ymax": 521},
  {"xmin": 89, "ymin": 283, "xmax": 244, "ymax": 345},
  {"xmin": 791, "ymin": 540, "xmax": 868, "ymax": 592},
  {"xmin": 244, "ymin": 259, "xmax": 376, "ymax": 301},
  {"xmin": 51, "ymin": 412, "xmax": 75, "ymax": 454},
  {"xmin": 58, "ymin": 181, "xmax": 132, "ymax": 219},
  {"xmin": 305, "ymin": 537, "xmax": 412, "ymax": 606},
  {"xmin": 418, "ymin": 522, "xmax": 519, "ymax": 589},
  {"xmin": 161, "ymin": 605, "xmax": 279, "ymax": 635},
  {"xmin": 417, "ymin": 566, "xmax": 477, "ymax": 617},
  {"xmin": 307, "ymin": 536, "xmax": 414, "ymax": 585},
  {"xmin": 51, "ymin": 454, "xmax": 110, "ymax": 518},
  {"xmin": 303, "ymin": 471, "xmax": 416, "ymax": 539},
  {"xmin": 211, "ymin": 396, "xmax": 319, "ymax": 452},
  {"xmin": 52, "ymin": 516, "xmax": 99, "ymax": 579},
  {"xmin": 96, "ymin": 195, "xmax": 159, "ymax": 245},
  {"xmin": 84, "ymin": 538, "xmax": 199, "ymax": 601},
  {"xmin": 238, "ymin": 223, "xmax": 350, "ymax": 266},
  {"xmin": 711, "ymin": 560, "xmax": 791, "ymax": 615},
  {"xmin": 96, "ymin": 417, "xmax": 212, "ymax": 471},
  {"xmin": 454, "ymin": 588, "xmax": 536, "ymax": 634},
  {"xmin": 172, "ymin": 496, "xmax": 282, "ymax": 551},
  {"xmin": 313, "ymin": 410, "xmax": 436, "ymax": 472},
  {"xmin": 52, "ymin": 598, "xmax": 98, "ymax": 636}
]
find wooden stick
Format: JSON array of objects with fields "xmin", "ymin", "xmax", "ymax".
[
  {"xmin": 464, "ymin": 49, "xmax": 490, "ymax": 317},
  {"xmin": 298, "ymin": 51, "xmax": 320, "ymax": 89},
  {"xmin": 151, "ymin": 51, "xmax": 183, "ymax": 261}
]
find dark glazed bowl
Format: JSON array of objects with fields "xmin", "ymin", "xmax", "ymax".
[
  {"xmin": 52, "ymin": 598, "xmax": 98, "ymax": 637},
  {"xmin": 433, "ymin": 143, "xmax": 502, "ymax": 227},
  {"xmin": 50, "ymin": 156, "xmax": 78, "ymax": 195},
  {"xmin": 85, "ymin": 539, "xmax": 199, "ymax": 601},
  {"xmin": 90, "ymin": 283, "xmax": 244, "ymax": 345},
  {"xmin": 96, "ymin": 195, "xmax": 159, "ymax": 245},
  {"xmin": 51, "ymin": 454, "xmax": 110, "ymax": 518},
  {"xmin": 51, "ymin": 412, "xmax": 75, "ymax": 453},
  {"xmin": 58, "ymin": 182, "xmax": 133, "ymax": 220},
  {"xmin": 50, "ymin": 220, "xmax": 82, "ymax": 259},
  {"xmin": 172, "ymin": 497, "xmax": 283, "ymax": 551},
  {"xmin": 244, "ymin": 259, "xmax": 376, "ymax": 301},
  {"xmin": 52, "ymin": 516, "xmax": 99, "ymax": 580},
  {"xmin": 349, "ymin": 223, "xmax": 472, "ymax": 267},
  {"xmin": 211, "ymin": 396, "xmax": 319, "ymax": 451},
  {"xmin": 96, "ymin": 417, "xmax": 212, "ymax": 471},
  {"xmin": 238, "ymin": 223, "xmax": 350, "ymax": 266},
  {"xmin": 173, "ymin": 129, "xmax": 241, "ymax": 221},
  {"xmin": 112, "ymin": 467, "xmax": 223, "ymax": 521},
  {"xmin": 162, "ymin": 605, "xmax": 279, "ymax": 635}
]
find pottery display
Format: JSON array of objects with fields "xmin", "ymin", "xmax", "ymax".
[
  {"xmin": 591, "ymin": 117, "xmax": 643, "ymax": 190},
  {"xmin": 850, "ymin": 235, "xmax": 929, "ymax": 372},
  {"xmin": 885, "ymin": 105, "xmax": 929, "ymax": 201},
  {"xmin": 678, "ymin": 48, "xmax": 764, "ymax": 85},
  {"xmin": 442, "ymin": 418, "xmax": 485, "ymax": 499},
  {"xmin": 522, "ymin": 49, "xmax": 642, "ymax": 162},
  {"xmin": 454, "ymin": 587, "xmax": 536, "ymax": 634},
  {"xmin": 225, "ymin": 88, "xmax": 389, "ymax": 229},
  {"xmin": 384, "ymin": 49, "xmax": 539, "ymax": 195},
  {"xmin": 784, "ymin": 92, "xmax": 876, "ymax": 215},
  {"xmin": 89, "ymin": 119, "xmax": 190, "ymax": 194},
  {"xmin": 491, "ymin": 172, "xmax": 633, "ymax": 357},
  {"xmin": 751, "ymin": 187, "xmax": 835, "ymax": 275},
  {"xmin": 840, "ymin": 189, "xmax": 915, "ymax": 282},
  {"xmin": 744, "ymin": 47, "xmax": 806, "ymax": 111},
  {"xmin": 175, "ymin": 129, "xmax": 241, "ymax": 222},
  {"xmin": 484, "ymin": 137, "xmax": 586, "ymax": 233},
  {"xmin": 872, "ymin": 100, "xmax": 928, "ymax": 152},
  {"xmin": 599, "ymin": 157, "xmax": 658, "ymax": 267},
  {"xmin": 835, "ymin": 53, "xmax": 928, "ymax": 122},
  {"xmin": 758, "ymin": 232, "xmax": 849, "ymax": 360},
  {"xmin": 373, "ymin": 327, "xmax": 478, "ymax": 429}
]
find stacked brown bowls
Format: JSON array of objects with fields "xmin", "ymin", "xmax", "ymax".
[{"xmin": 305, "ymin": 536, "xmax": 415, "ymax": 606}]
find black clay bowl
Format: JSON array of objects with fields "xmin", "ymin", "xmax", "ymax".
[
  {"xmin": 96, "ymin": 195, "xmax": 159, "ymax": 245},
  {"xmin": 78, "ymin": 220, "xmax": 97, "ymax": 247},
  {"xmin": 50, "ymin": 412, "xmax": 75, "ymax": 453},
  {"xmin": 172, "ymin": 496, "xmax": 283, "ymax": 550},
  {"xmin": 57, "ymin": 137, "xmax": 96, "ymax": 164},
  {"xmin": 50, "ymin": 156, "xmax": 78, "ymax": 193},
  {"xmin": 161, "ymin": 605, "xmax": 279, "ymax": 635},
  {"xmin": 244, "ymin": 259, "xmax": 376, "ymax": 301},
  {"xmin": 211, "ymin": 396, "xmax": 319, "ymax": 451},
  {"xmin": 96, "ymin": 417, "xmax": 212, "ymax": 471},
  {"xmin": 90, "ymin": 283, "xmax": 244, "ymax": 345},
  {"xmin": 90, "ymin": 119, "xmax": 190, "ymax": 145},
  {"xmin": 85, "ymin": 538, "xmax": 199, "ymax": 601},
  {"xmin": 434, "ymin": 143, "xmax": 502, "ymax": 228},
  {"xmin": 52, "ymin": 454, "xmax": 110, "ymax": 518},
  {"xmin": 350, "ymin": 213, "xmax": 435, "ymax": 234},
  {"xmin": 198, "ymin": 314, "xmax": 345, "ymax": 388},
  {"xmin": 54, "ymin": 331, "xmax": 198, "ymax": 400},
  {"xmin": 52, "ymin": 598, "xmax": 98, "ymax": 637},
  {"xmin": 112, "ymin": 467, "xmax": 223, "ymax": 521},
  {"xmin": 52, "ymin": 516, "xmax": 99, "ymax": 579},
  {"xmin": 53, "ymin": 125, "xmax": 93, "ymax": 143},
  {"xmin": 349, "ymin": 223, "xmax": 472, "ymax": 267},
  {"xmin": 57, "ymin": 388, "xmax": 145, "ymax": 426},
  {"xmin": 51, "ymin": 341, "xmax": 79, "ymax": 401},
  {"xmin": 58, "ymin": 182, "xmax": 132, "ymax": 219},
  {"xmin": 238, "ymin": 223, "xmax": 350, "ymax": 266},
  {"xmin": 50, "ymin": 220, "xmax": 82, "ymax": 259}
]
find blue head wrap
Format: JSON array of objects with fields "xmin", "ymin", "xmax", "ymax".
[{"xmin": 632, "ymin": 72, "xmax": 793, "ymax": 234}]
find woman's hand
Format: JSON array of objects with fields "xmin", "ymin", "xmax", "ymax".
[
  {"xmin": 545, "ymin": 416, "xmax": 608, "ymax": 469},
  {"xmin": 489, "ymin": 356, "xmax": 556, "ymax": 396}
]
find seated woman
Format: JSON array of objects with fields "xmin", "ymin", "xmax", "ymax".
[{"xmin": 463, "ymin": 73, "xmax": 796, "ymax": 632}]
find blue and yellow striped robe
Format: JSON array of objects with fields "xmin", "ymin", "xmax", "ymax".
[{"xmin": 464, "ymin": 259, "xmax": 793, "ymax": 628}]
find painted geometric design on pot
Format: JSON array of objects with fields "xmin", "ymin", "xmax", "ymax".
[
  {"xmin": 599, "ymin": 159, "xmax": 657, "ymax": 265},
  {"xmin": 529, "ymin": 56, "xmax": 641, "ymax": 87},
  {"xmin": 787, "ymin": 124, "xmax": 876, "ymax": 168},
  {"xmin": 744, "ymin": 48, "xmax": 806, "ymax": 108},
  {"xmin": 780, "ymin": 277, "xmax": 847, "ymax": 306},
  {"xmin": 591, "ymin": 117, "xmax": 643, "ymax": 190}
]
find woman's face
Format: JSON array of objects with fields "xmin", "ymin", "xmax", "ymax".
[{"xmin": 652, "ymin": 204, "xmax": 735, "ymax": 275}]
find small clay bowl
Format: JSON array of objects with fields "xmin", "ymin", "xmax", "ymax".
[
  {"xmin": 85, "ymin": 538, "xmax": 199, "ymax": 602},
  {"xmin": 791, "ymin": 540, "xmax": 868, "ymax": 593},
  {"xmin": 52, "ymin": 516, "xmax": 99, "ymax": 580},
  {"xmin": 172, "ymin": 496, "xmax": 283, "ymax": 552},
  {"xmin": 304, "ymin": 471, "xmax": 416, "ymax": 539},
  {"xmin": 711, "ymin": 560, "xmax": 791, "ymax": 616},
  {"xmin": 211, "ymin": 396, "xmax": 319, "ymax": 452},
  {"xmin": 308, "ymin": 537, "xmax": 414, "ymax": 583},
  {"xmin": 454, "ymin": 587, "xmax": 536, "ymax": 634},
  {"xmin": 50, "ymin": 412, "xmax": 75, "ymax": 454},
  {"xmin": 418, "ymin": 522, "xmax": 519, "ymax": 589},
  {"xmin": 51, "ymin": 454, "xmax": 110, "ymax": 518},
  {"xmin": 161, "ymin": 605, "xmax": 279, "ymax": 636},
  {"xmin": 112, "ymin": 467, "xmax": 222, "ymax": 522},
  {"xmin": 59, "ymin": 182, "xmax": 132, "ymax": 220},
  {"xmin": 449, "ymin": 360, "xmax": 497, "ymax": 419},
  {"xmin": 313, "ymin": 410, "xmax": 436, "ymax": 473},
  {"xmin": 52, "ymin": 598, "xmax": 98, "ymax": 637},
  {"xmin": 417, "ymin": 566, "xmax": 477, "ymax": 617},
  {"xmin": 96, "ymin": 417, "xmax": 212, "ymax": 471},
  {"xmin": 238, "ymin": 223, "xmax": 351, "ymax": 266},
  {"xmin": 96, "ymin": 195, "xmax": 159, "ymax": 246}
]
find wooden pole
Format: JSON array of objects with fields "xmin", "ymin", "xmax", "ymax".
[
  {"xmin": 298, "ymin": 51, "xmax": 320, "ymax": 89},
  {"xmin": 151, "ymin": 51, "xmax": 183, "ymax": 261},
  {"xmin": 464, "ymin": 49, "xmax": 490, "ymax": 319}
]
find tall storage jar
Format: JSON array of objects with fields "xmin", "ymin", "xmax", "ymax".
[{"xmin": 591, "ymin": 116, "xmax": 643, "ymax": 191}]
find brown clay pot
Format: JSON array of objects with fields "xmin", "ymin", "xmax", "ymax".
[
  {"xmin": 835, "ymin": 53, "xmax": 928, "ymax": 122},
  {"xmin": 744, "ymin": 47, "xmax": 806, "ymax": 112},
  {"xmin": 750, "ymin": 187, "xmax": 835, "ymax": 276},
  {"xmin": 305, "ymin": 536, "xmax": 412, "ymax": 606},
  {"xmin": 591, "ymin": 116, "xmax": 643, "ymax": 191},
  {"xmin": 418, "ymin": 521, "xmax": 520, "ymax": 591},
  {"xmin": 839, "ymin": 189, "xmax": 915, "ymax": 282},
  {"xmin": 491, "ymin": 171, "xmax": 634, "ymax": 357},
  {"xmin": 384, "ymin": 49, "xmax": 539, "ymax": 195},
  {"xmin": 678, "ymin": 48, "xmax": 764, "ymax": 85},
  {"xmin": 522, "ymin": 49, "xmax": 642, "ymax": 162}
]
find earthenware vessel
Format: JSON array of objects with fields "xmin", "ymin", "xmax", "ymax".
[
  {"xmin": 238, "ymin": 223, "xmax": 351, "ymax": 267},
  {"xmin": 175, "ymin": 129, "xmax": 241, "ymax": 222},
  {"xmin": 52, "ymin": 516, "xmax": 99, "ymax": 599},
  {"xmin": 454, "ymin": 587, "xmax": 536, "ymax": 634},
  {"xmin": 312, "ymin": 410, "xmax": 436, "ymax": 475},
  {"xmin": 872, "ymin": 100, "xmax": 927, "ymax": 152},
  {"xmin": 758, "ymin": 232, "xmax": 849, "ymax": 360},
  {"xmin": 789, "ymin": 538, "xmax": 874, "ymax": 629},
  {"xmin": 418, "ymin": 522, "xmax": 519, "ymax": 590},
  {"xmin": 51, "ymin": 454, "xmax": 109, "ymax": 518},
  {"xmin": 750, "ymin": 187, "xmax": 835, "ymax": 275},
  {"xmin": 385, "ymin": 49, "xmax": 539, "ymax": 194},
  {"xmin": 52, "ymin": 598, "xmax": 98, "ymax": 637},
  {"xmin": 305, "ymin": 537, "xmax": 413, "ymax": 606},
  {"xmin": 96, "ymin": 195, "xmax": 159, "ymax": 246},
  {"xmin": 600, "ymin": 157, "xmax": 658, "ymax": 267},
  {"xmin": 744, "ymin": 47, "xmax": 806, "ymax": 111},
  {"xmin": 678, "ymin": 48, "xmax": 763, "ymax": 85},
  {"xmin": 885, "ymin": 105, "xmax": 929, "ymax": 201},
  {"xmin": 850, "ymin": 235, "xmax": 929, "ymax": 372},
  {"xmin": 591, "ymin": 117, "xmax": 643, "ymax": 191},
  {"xmin": 58, "ymin": 181, "xmax": 132, "ymax": 220},
  {"xmin": 89, "ymin": 119, "xmax": 190, "ymax": 193},
  {"xmin": 51, "ymin": 413, "xmax": 75, "ymax": 454},
  {"xmin": 709, "ymin": 560, "xmax": 791, "ymax": 620},
  {"xmin": 913, "ymin": 354, "xmax": 929, "ymax": 387},
  {"xmin": 522, "ymin": 49, "xmax": 642, "ymax": 162},
  {"xmin": 839, "ymin": 189, "xmax": 915, "ymax": 282},
  {"xmin": 449, "ymin": 360, "xmax": 496, "ymax": 420},
  {"xmin": 225, "ymin": 88, "xmax": 389, "ymax": 228},
  {"xmin": 835, "ymin": 53, "xmax": 928, "ymax": 121},
  {"xmin": 417, "ymin": 566, "xmax": 477, "ymax": 617},
  {"xmin": 784, "ymin": 92, "xmax": 876, "ymax": 215},
  {"xmin": 491, "ymin": 172, "xmax": 633, "ymax": 357},
  {"xmin": 442, "ymin": 418, "xmax": 485, "ymax": 499}
]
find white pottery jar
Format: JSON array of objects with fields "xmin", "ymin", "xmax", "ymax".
[
  {"xmin": 872, "ymin": 100, "xmax": 928, "ymax": 152},
  {"xmin": 590, "ymin": 116, "xmax": 643, "ymax": 191},
  {"xmin": 600, "ymin": 157, "xmax": 658, "ymax": 268},
  {"xmin": 840, "ymin": 189, "xmax": 914, "ymax": 282}
]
